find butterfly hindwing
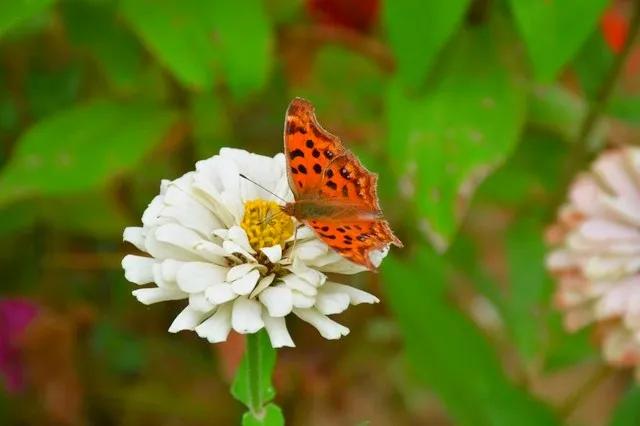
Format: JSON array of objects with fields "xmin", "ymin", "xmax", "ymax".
[
  {"xmin": 305, "ymin": 219, "xmax": 401, "ymax": 270},
  {"xmin": 318, "ymin": 153, "xmax": 380, "ymax": 211},
  {"xmin": 284, "ymin": 98, "xmax": 345, "ymax": 198}
]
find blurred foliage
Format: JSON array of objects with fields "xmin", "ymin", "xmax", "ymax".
[{"xmin": 1, "ymin": 0, "xmax": 639, "ymax": 425}]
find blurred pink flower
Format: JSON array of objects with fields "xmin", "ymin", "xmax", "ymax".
[
  {"xmin": 0, "ymin": 298, "xmax": 39, "ymax": 393},
  {"xmin": 547, "ymin": 147, "xmax": 640, "ymax": 377}
]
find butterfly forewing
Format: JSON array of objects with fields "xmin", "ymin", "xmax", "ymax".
[{"xmin": 284, "ymin": 98, "xmax": 345, "ymax": 198}]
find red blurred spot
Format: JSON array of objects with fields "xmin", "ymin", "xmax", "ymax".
[
  {"xmin": 306, "ymin": 0, "xmax": 379, "ymax": 33},
  {"xmin": 601, "ymin": 6, "xmax": 628, "ymax": 53}
]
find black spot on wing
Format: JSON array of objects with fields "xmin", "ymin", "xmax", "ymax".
[
  {"xmin": 290, "ymin": 149, "xmax": 304, "ymax": 159},
  {"xmin": 306, "ymin": 140, "xmax": 314, "ymax": 148},
  {"xmin": 312, "ymin": 149, "xmax": 320, "ymax": 158},
  {"xmin": 298, "ymin": 165, "xmax": 307, "ymax": 174},
  {"xmin": 313, "ymin": 163, "xmax": 322, "ymax": 174},
  {"xmin": 326, "ymin": 180, "xmax": 337, "ymax": 190}
]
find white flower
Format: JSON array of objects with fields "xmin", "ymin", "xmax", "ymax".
[
  {"xmin": 122, "ymin": 148, "xmax": 384, "ymax": 347},
  {"xmin": 547, "ymin": 148, "xmax": 640, "ymax": 377}
]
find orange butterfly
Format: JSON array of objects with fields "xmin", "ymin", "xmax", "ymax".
[{"xmin": 281, "ymin": 98, "xmax": 403, "ymax": 270}]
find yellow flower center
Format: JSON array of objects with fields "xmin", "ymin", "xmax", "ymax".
[{"xmin": 241, "ymin": 199, "xmax": 294, "ymax": 251}]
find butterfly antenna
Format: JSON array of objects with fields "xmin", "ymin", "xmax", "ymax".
[{"xmin": 239, "ymin": 173, "xmax": 287, "ymax": 203}]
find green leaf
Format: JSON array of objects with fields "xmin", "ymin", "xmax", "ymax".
[
  {"xmin": 210, "ymin": 0, "xmax": 273, "ymax": 99},
  {"xmin": 61, "ymin": 0, "xmax": 142, "ymax": 89},
  {"xmin": 0, "ymin": 0, "xmax": 54, "ymax": 36},
  {"xmin": 382, "ymin": 251, "xmax": 558, "ymax": 426},
  {"xmin": 610, "ymin": 384, "xmax": 640, "ymax": 426},
  {"xmin": 26, "ymin": 65, "xmax": 82, "ymax": 119},
  {"xmin": 190, "ymin": 91, "xmax": 230, "ymax": 158},
  {"xmin": 508, "ymin": 0, "xmax": 608, "ymax": 81},
  {"xmin": 383, "ymin": 0, "xmax": 470, "ymax": 88},
  {"xmin": 0, "ymin": 100, "xmax": 176, "ymax": 206},
  {"xmin": 120, "ymin": 0, "xmax": 217, "ymax": 89},
  {"xmin": 231, "ymin": 330, "xmax": 276, "ymax": 408},
  {"xmin": 386, "ymin": 26, "xmax": 526, "ymax": 250},
  {"xmin": 504, "ymin": 216, "xmax": 553, "ymax": 361},
  {"xmin": 241, "ymin": 403, "xmax": 284, "ymax": 426}
]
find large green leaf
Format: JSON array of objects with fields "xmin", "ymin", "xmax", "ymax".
[
  {"xmin": 120, "ymin": 0, "xmax": 217, "ymax": 90},
  {"xmin": 505, "ymin": 216, "xmax": 553, "ymax": 361},
  {"xmin": 508, "ymin": 0, "xmax": 608, "ymax": 81},
  {"xmin": 210, "ymin": 0, "xmax": 273, "ymax": 100},
  {"xmin": 61, "ymin": 1, "xmax": 142, "ymax": 89},
  {"xmin": 386, "ymin": 26, "xmax": 526, "ymax": 250},
  {"xmin": 382, "ymin": 251, "xmax": 558, "ymax": 425},
  {"xmin": 0, "ymin": 0, "xmax": 54, "ymax": 36},
  {"xmin": 0, "ymin": 100, "xmax": 176, "ymax": 206},
  {"xmin": 383, "ymin": 0, "xmax": 470, "ymax": 88}
]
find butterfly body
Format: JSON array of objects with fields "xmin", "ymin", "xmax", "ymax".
[{"xmin": 283, "ymin": 98, "xmax": 402, "ymax": 270}]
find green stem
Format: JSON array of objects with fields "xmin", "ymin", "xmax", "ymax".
[
  {"xmin": 558, "ymin": 2, "xmax": 640, "ymax": 196},
  {"xmin": 246, "ymin": 332, "xmax": 264, "ymax": 418}
]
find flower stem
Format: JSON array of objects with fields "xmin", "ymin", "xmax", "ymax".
[
  {"xmin": 246, "ymin": 332, "xmax": 264, "ymax": 418},
  {"xmin": 558, "ymin": 2, "xmax": 640, "ymax": 198}
]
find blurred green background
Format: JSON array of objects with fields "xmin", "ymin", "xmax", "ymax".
[{"xmin": 1, "ymin": 0, "xmax": 640, "ymax": 424}]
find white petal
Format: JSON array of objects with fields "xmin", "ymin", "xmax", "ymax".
[
  {"xmin": 132, "ymin": 287, "xmax": 186, "ymax": 305},
  {"xmin": 223, "ymin": 240, "xmax": 257, "ymax": 261},
  {"xmin": 261, "ymin": 244, "xmax": 282, "ymax": 263},
  {"xmin": 323, "ymin": 282, "xmax": 380, "ymax": 305},
  {"xmin": 176, "ymin": 262, "xmax": 227, "ymax": 293},
  {"xmin": 281, "ymin": 273, "xmax": 317, "ymax": 296},
  {"xmin": 195, "ymin": 304, "xmax": 232, "ymax": 343},
  {"xmin": 141, "ymin": 194, "xmax": 167, "ymax": 227},
  {"xmin": 189, "ymin": 293, "xmax": 216, "ymax": 312},
  {"xmin": 263, "ymin": 314, "xmax": 295, "ymax": 348},
  {"xmin": 155, "ymin": 223, "xmax": 223, "ymax": 262},
  {"xmin": 228, "ymin": 226, "xmax": 256, "ymax": 254},
  {"xmin": 259, "ymin": 285, "xmax": 293, "ymax": 317},
  {"xmin": 291, "ymin": 290, "xmax": 315, "ymax": 308},
  {"xmin": 294, "ymin": 308, "xmax": 350, "ymax": 339},
  {"xmin": 317, "ymin": 257, "xmax": 368, "ymax": 274},
  {"xmin": 231, "ymin": 269, "xmax": 261, "ymax": 296},
  {"xmin": 159, "ymin": 259, "xmax": 184, "ymax": 282},
  {"xmin": 123, "ymin": 227, "xmax": 145, "ymax": 251},
  {"xmin": 288, "ymin": 258, "xmax": 326, "ymax": 287},
  {"xmin": 227, "ymin": 263, "xmax": 256, "ymax": 281},
  {"xmin": 144, "ymin": 228, "xmax": 200, "ymax": 261},
  {"xmin": 205, "ymin": 283, "xmax": 237, "ymax": 304},
  {"xmin": 315, "ymin": 291, "xmax": 350, "ymax": 315},
  {"xmin": 169, "ymin": 306, "xmax": 209, "ymax": 332},
  {"xmin": 369, "ymin": 245, "xmax": 389, "ymax": 268},
  {"xmin": 232, "ymin": 297, "xmax": 264, "ymax": 333},
  {"xmin": 295, "ymin": 240, "xmax": 327, "ymax": 260},
  {"xmin": 249, "ymin": 273, "xmax": 275, "ymax": 298},
  {"xmin": 122, "ymin": 255, "xmax": 155, "ymax": 285}
]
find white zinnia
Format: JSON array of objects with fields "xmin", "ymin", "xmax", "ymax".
[
  {"xmin": 122, "ymin": 148, "xmax": 383, "ymax": 347},
  {"xmin": 547, "ymin": 147, "xmax": 640, "ymax": 377}
]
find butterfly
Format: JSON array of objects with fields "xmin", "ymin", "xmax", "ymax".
[{"xmin": 281, "ymin": 97, "xmax": 403, "ymax": 270}]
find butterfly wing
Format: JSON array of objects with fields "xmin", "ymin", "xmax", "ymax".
[
  {"xmin": 306, "ymin": 219, "xmax": 402, "ymax": 270},
  {"xmin": 284, "ymin": 98, "xmax": 346, "ymax": 198},
  {"xmin": 284, "ymin": 97, "xmax": 402, "ymax": 270}
]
